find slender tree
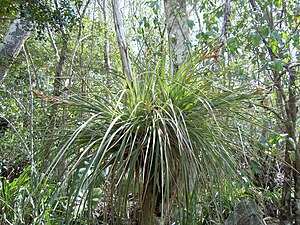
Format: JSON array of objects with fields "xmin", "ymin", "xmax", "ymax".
[
  {"xmin": 164, "ymin": 0, "xmax": 189, "ymax": 72},
  {"xmin": 0, "ymin": 18, "xmax": 31, "ymax": 84},
  {"xmin": 246, "ymin": 0, "xmax": 299, "ymax": 222},
  {"xmin": 111, "ymin": 0, "xmax": 134, "ymax": 85}
]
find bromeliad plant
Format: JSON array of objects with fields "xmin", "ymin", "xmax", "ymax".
[{"xmin": 50, "ymin": 52, "xmax": 252, "ymax": 224}]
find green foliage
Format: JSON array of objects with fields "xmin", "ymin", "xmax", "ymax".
[
  {"xmin": 1, "ymin": 0, "xmax": 79, "ymax": 38},
  {"xmin": 47, "ymin": 51, "xmax": 254, "ymax": 224},
  {"xmin": 1, "ymin": 0, "xmax": 298, "ymax": 224},
  {"xmin": 1, "ymin": 167, "xmax": 36, "ymax": 224},
  {"xmin": 0, "ymin": 165, "xmax": 72, "ymax": 224},
  {"xmin": 0, "ymin": 0, "xmax": 18, "ymax": 18}
]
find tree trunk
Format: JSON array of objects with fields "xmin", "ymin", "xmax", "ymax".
[
  {"xmin": 141, "ymin": 176, "xmax": 161, "ymax": 225},
  {"xmin": 111, "ymin": 0, "xmax": 133, "ymax": 85},
  {"xmin": 46, "ymin": 36, "xmax": 68, "ymax": 160},
  {"xmin": 276, "ymin": 67, "xmax": 299, "ymax": 224},
  {"xmin": 49, "ymin": 38, "xmax": 68, "ymax": 127},
  {"xmin": 280, "ymin": 139, "xmax": 293, "ymax": 223},
  {"xmin": 273, "ymin": 75, "xmax": 292, "ymax": 223},
  {"xmin": 141, "ymin": 183, "xmax": 155, "ymax": 225},
  {"xmin": 0, "ymin": 18, "xmax": 31, "ymax": 84},
  {"xmin": 164, "ymin": 0, "xmax": 189, "ymax": 72},
  {"xmin": 288, "ymin": 67, "xmax": 300, "ymax": 225},
  {"xmin": 247, "ymin": 2, "xmax": 298, "ymax": 223},
  {"xmin": 295, "ymin": 136, "xmax": 300, "ymax": 225},
  {"xmin": 220, "ymin": 0, "xmax": 231, "ymax": 44}
]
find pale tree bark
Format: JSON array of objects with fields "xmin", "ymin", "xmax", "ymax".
[
  {"xmin": 0, "ymin": 18, "xmax": 31, "ymax": 84},
  {"xmin": 164, "ymin": 0, "xmax": 189, "ymax": 72},
  {"xmin": 111, "ymin": 0, "xmax": 133, "ymax": 85},
  {"xmin": 213, "ymin": 0, "xmax": 231, "ymax": 70},
  {"xmin": 220, "ymin": 0, "xmax": 231, "ymax": 44}
]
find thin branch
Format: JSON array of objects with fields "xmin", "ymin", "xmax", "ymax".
[
  {"xmin": 253, "ymin": 103, "xmax": 284, "ymax": 122},
  {"xmin": 47, "ymin": 23, "xmax": 59, "ymax": 63},
  {"xmin": 67, "ymin": 0, "xmax": 91, "ymax": 88}
]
